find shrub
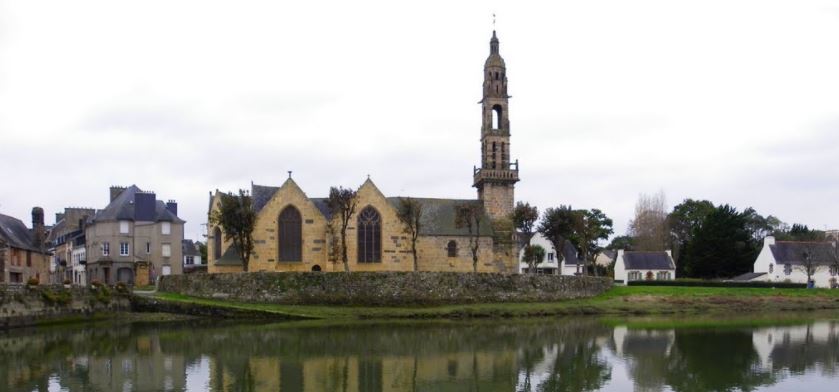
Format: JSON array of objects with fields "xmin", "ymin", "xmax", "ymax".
[
  {"xmin": 41, "ymin": 288, "xmax": 72, "ymax": 306},
  {"xmin": 63, "ymin": 279, "xmax": 72, "ymax": 285},
  {"xmin": 626, "ymin": 279, "xmax": 806, "ymax": 289},
  {"xmin": 90, "ymin": 279, "xmax": 102, "ymax": 287},
  {"xmin": 26, "ymin": 277, "xmax": 39, "ymax": 286},
  {"xmin": 114, "ymin": 282, "xmax": 129, "ymax": 294}
]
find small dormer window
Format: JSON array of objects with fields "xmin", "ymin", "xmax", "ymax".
[
  {"xmin": 161, "ymin": 222, "xmax": 171, "ymax": 235},
  {"xmin": 119, "ymin": 221, "xmax": 129, "ymax": 234}
]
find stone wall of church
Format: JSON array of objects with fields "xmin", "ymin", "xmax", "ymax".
[
  {"xmin": 415, "ymin": 236, "xmax": 498, "ymax": 272},
  {"xmin": 248, "ymin": 183, "xmax": 330, "ymax": 272}
]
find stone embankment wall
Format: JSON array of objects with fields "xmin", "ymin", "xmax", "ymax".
[
  {"xmin": 0, "ymin": 284, "xmax": 131, "ymax": 328},
  {"xmin": 158, "ymin": 272, "xmax": 612, "ymax": 306}
]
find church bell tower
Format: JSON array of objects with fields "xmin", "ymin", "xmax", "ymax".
[{"xmin": 474, "ymin": 30, "xmax": 519, "ymax": 221}]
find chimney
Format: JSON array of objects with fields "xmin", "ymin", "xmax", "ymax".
[
  {"xmin": 134, "ymin": 192, "xmax": 157, "ymax": 221},
  {"xmin": 31, "ymin": 207, "xmax": 45, "ymax": 248},
  {"xmin": 110, "ymin": 186, "xmax": 127, "ymax": 202},
  {"xmin": 166, "ymin": 200, "xmax": 178, "ymax": 216},
  {"xmin": 764, "ymin": 235, "xmax": 776, "ymax": 247}
]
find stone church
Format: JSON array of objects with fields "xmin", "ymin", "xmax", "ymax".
[{"xmin": 207, "ymin": 31, "xmax": 521, "ymax": 274}]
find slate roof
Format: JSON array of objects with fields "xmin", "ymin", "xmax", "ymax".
[
  {"xmin": 0, "ymin": 214, "xmax": 40, "ymax": 252},
  {"xmin": 622, "ymin": 251, "xmax": 675, "ymax": 270},
  {"xmin": 386, "ymin": 198, "xmax": 495, "ymax": 237},
  {"xmin": 215, "ymin": 246, "xmax": 243, "ymax": 266},
  {"xmin": 769, "ymin": 242, "xmax": 838, "ymax": 265},
  {"xmin": 730, "ymin": 272, "xmax": 768, "ymax": 281},
  {"xmin": 247, "ymin": 180, "xmax": 495, "ymax": 237},
  {"xmin": 93, "ymin": 185, "xmax": 184, "ymax": 223},
  {"xmin": 182, "ymin": 240, "xmax": 199, "ymax": 257},
  {"xmin": 558, "ymin": 240, "xmax": 583, "ymax": 265},
  {"xmin": 251, "ymin": 184, "xmax": 280, "ymax": 214}
]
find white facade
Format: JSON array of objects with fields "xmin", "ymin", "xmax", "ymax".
[
  {"xmin": 753, "ymin": 236, "xmax": 838, "ymax": 288},
  {"xmin": 71, "ymin": 245, "xmax": 87, "ymax": 285},
  {"xmin": 614, "ymin": 250, "xmax": 676, "ymax": 283},
  {"xmin": 518, "ymin": 233, "xmax": 560, "ymax": 274}
]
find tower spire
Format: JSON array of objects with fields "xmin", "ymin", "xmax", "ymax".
[{"xmin": 473, "ymin": 28, "xmax": 519, "ymax": 222}]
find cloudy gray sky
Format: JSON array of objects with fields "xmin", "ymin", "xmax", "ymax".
[{"xmin": 1, "ymin": 0, "xmax": 838, "ymax": 241}]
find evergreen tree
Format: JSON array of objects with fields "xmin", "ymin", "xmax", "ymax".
[{"xmin": 683, "ymin": 205, "xmax": 757, "ymax": 279}]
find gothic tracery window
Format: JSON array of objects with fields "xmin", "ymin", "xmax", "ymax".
[
  {"xmin": 357, "ymin": 206, "xmax": 381, "ymax": 263},
  {"xmin": 279, "ymin": 206, "xmax": 302, "ymax": 262}
]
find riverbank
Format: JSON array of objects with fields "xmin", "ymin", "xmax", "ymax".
[{"xmin": 142, "ymin": 286, "xmax": 839, "ymax": 320}]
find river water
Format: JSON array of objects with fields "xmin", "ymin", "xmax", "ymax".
[{"xmin": 2, "ymin": 316, "xmax": 838, "ymax": 391}]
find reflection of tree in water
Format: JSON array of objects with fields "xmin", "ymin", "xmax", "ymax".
[
  {"xmin": 664, "ymin": 330, "xmax": 775, "ymax": 392},
  {"xmin": 535, "ymin": 340, "xmax": 611, "ymax": 392}
]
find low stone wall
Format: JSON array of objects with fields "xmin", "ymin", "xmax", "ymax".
[
  {"xmin": 0, "ymin": 284, "xmax": 132, "ymax": 328},
  {"xmin": 158, "ymin": 272, "xmax": 612, "ymax": 306}
]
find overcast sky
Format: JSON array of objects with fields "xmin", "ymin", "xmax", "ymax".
[{"xmin": 1, "ymin": 0, "xmax": 838, "ymax": 242}]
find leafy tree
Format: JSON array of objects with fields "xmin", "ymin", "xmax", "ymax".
[
  {"xmin": 196, "ymin": 241, "xmax": 207, "ymax": 261},
  {"xmin": 512, "ymin": 201, "xmax": 539, "ymax": 273},
  {"xmin": 775, "ymin": 224, "xmax": 826, "ymax": 242},
  {"xmin": 683, "ymin": 205, "xmax": 757, "ymax": 279},
  {"xmin": 396, "ymin": 197, "xmax": 423, "ymax": 272},
  {"xmin": 667, "ymin": 199, "xmax": 715, "ymax": 276},
  {"xmin": 512, "ymin": 201, "xmax": 539, "ymax": 250},
  {"xmin": 523, "ymin": 244, "xmax": 546, "ymax": 274},
  {"xmin": 537, "ymin": 206, "xmax": 577, "ymax": 271},
  {"xmin": 571, "ymin": 209, "xmax": 614, "ymax": 277},
  {"xmin": 455, "ymin": 203, "xmax": 484, "ymax": 273},
  {"xmin": 742, "ymin": 207, "xmax": 773, "ymax": 241},
  {"xmin": 629, "ymin": 191, "xmax": 669, "ymax": 251},
  {"xmin": 607, "ymin": 235, "xmax": 634, "ymax": 251},
  {"xmin": 208, "ymin": 189, "xmax": 256, "ymax": 271},
  {"xmin": 327, "ymin": 186, "xmax": 358, "ymax": 272}
]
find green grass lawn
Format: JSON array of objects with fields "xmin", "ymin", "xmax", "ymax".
[{"xmin": 150, "ymin": 285, "xmax": 839, "ymax": 321}]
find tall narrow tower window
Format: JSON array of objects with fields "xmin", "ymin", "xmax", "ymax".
[
  {"xmin": 213, "ymin": 227, "xmax": 222, "ymax": 260},
  {"xmin": 492, "ymin": 105, "xmax": 503, "ymax": 129}
]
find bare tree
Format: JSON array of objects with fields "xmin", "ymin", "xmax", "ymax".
[
  {"xmin": 455, "ymin": 203, "xmax": 484, "ymax": 273},
  {"xmin": 629, "ymin": 191, "xmax": 669, "ymax": 251},
  {"xmin": 396, "ymin": 197, "xmax": 423, "ymax": 272},
  {"xmin": 327, "ymin": 186, "xmax": 358, "ymax": 272}
]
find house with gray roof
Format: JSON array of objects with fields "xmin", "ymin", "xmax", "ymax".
[
  {"xmin": 0, "ymin": 208, "xmax": 50, "ymax": 284},
  {"xmin": 614, "ymin": 250, "xmax": 676, "ymax": 283},
  {"xmin": 752, "ymin": 236, "xmax": 838, "ymax": 288},
  {"xmin": 85, "ymin": 185, "xmax": 185, "ymax": 285},
  {"xmin": 182, "ymin": 239, "xmax": 205, "ymax": 273}
]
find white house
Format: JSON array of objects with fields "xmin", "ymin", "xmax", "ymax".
[
  {"xmin": 614, "ymin": 250, "xmax": 676, "ymax": 283},
  {"xmin": 182, "ymin": 239, "xmax": 205, "ymax": 273},
  {"xmin": 518, "ymin": 233, "xmax": 583, "ymax": 275},
  {"xmin": 752, "ymin": 236, "xmax": 838, "ymax": 288}
]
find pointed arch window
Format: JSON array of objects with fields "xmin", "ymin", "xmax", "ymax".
[
  {"xmin": 213, "ymin": 227, "xmax": 222, "ymax": 260},
  {"xmin": 357, "ymin": 207, "xmax": 381, "ymax": 263},
  {"xmin": 279, "ymin": 206, "xmax": 303, "ymax": 262}
]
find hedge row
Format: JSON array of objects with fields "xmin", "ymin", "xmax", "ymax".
[{"xmin": 626, "ymin": 279, "xmax": 807, "ymax": 289}]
